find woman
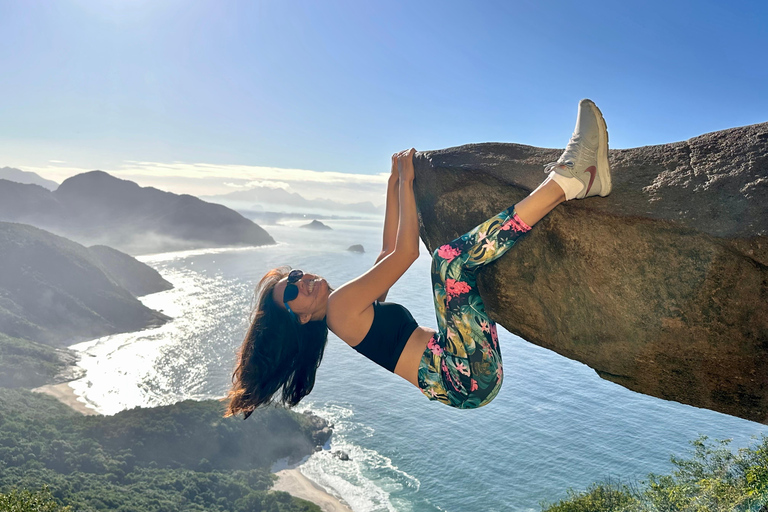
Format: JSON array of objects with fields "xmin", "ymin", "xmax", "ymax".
[{"xmin": 226, "ymin": 99, "xmax": 611, "ymax": 418}]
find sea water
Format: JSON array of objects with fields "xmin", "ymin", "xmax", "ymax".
[{"xmin": 68, "ymin": 218, "xmax": 768, "ymax": 512}]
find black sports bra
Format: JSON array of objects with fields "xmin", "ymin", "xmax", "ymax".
[{"xmin": 352, "ymin": 301, "xmax": 419, "ymax": 373}]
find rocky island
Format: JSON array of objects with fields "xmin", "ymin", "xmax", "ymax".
[{"xmin": 300, "ymin": 219, "xmax": 332, "ymax": 230}]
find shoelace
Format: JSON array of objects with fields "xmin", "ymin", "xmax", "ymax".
[{"xmin": 543, "ymin": 131, "xmax": 588, "ymax": 174}]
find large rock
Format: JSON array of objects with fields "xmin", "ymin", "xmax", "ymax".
[{"xmin": 413, "ymin": 122, "xmax": 768, "ymax": 424}]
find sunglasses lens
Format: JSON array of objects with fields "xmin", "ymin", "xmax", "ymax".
[
  {"xmin": 284, "ymin": 269, "xmax": 303, "ymax": 303},
  {"xmin": 284, "ymin": 284, "xmax": 299, "ymax": 303}
]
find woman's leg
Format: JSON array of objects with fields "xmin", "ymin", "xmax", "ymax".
[
  {"xmin": 418, "ymin": 98, "xmax": 612, "ymax": 409},
  {"xmin": 418, "ymin": 205, "xmax": 532, "ymax": 408},
  {"xmin": 515, "ymin": 179, "xmax": 566, "ymax": 227}
]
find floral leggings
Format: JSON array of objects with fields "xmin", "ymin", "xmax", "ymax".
[{"xmin": 417, "ymin": 206, "xmax": 532, "ymax": 409}]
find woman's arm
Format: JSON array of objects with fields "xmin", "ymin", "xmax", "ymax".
[
  {"xmin": 394, "ymin": 149, "xmax": 419, "ymax": 258},
  {"xmin": 330, "ymin": 149, "xmax": 420, "ymax": 314},
  {"xmin": 375, "ymin": 155, "xmax": 401, "ymax": 301}
]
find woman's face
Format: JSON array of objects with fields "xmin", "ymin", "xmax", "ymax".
[{"xmin": 273, "ymin": 270, "xmax": 330, "ymax": 323}]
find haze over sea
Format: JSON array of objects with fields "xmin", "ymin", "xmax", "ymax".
[{"xmin": 65, "ymin": 216, "xmax": 768, "ymax": 512}]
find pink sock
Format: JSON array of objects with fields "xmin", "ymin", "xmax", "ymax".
[{"xmin": 511, "ymin": 212, "xmax": 532, "ymax": 232}]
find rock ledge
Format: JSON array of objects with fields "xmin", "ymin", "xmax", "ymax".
[{"xmin": 414, "ymin": 122, "xmax": 768, "ymax": 424}]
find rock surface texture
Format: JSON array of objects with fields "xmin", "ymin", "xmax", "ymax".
[{"xmin": 413, "ymin": 122, "xmax": 768, "ymax": 424}]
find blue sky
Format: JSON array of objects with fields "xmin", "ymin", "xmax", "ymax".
[{"xmin": 1, "ymin": 0, "xmax": 766, "ymax": 202}]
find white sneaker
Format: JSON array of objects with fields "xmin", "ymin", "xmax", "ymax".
[{"xmin": 545, "ymin": 99, "xmax": 611, "ymax": 199}]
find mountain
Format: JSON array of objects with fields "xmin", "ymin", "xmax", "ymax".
[
  {"xmin": 0, "ymin": 167, "xmax": 59, "ymax": 190},
  {"xmin": 0, "ymin": 179, "xmax": 67, "ymax": 227},
  {"xmin": 88, "ymin": 245, "xmax": 173, "ymax": 297},
  {"xmin": 202, "ymin": 186, "xmax": 384, "ymax": 215},
  {"xmin": 0, "ymin": 171, "xmax": 276, "ymax": 254},
  {"xmin": 0, "ymin": 222, "xmax": 170, "ymax": 346}
]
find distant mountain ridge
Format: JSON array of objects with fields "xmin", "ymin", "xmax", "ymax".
[
  {"xmin": 0, "ymin": 167, "xmax": 59, "ymax": 190},
  {"xmin": 202, "ymin": 186, "xmax": 384, "ymax": 215},
  {"xmin": 0, "ymin": 171, "xmax": 275, "ymax": 254},
  {"xmin": 0, "ymin": 222, "xmax": 171, "ymax": 346}
]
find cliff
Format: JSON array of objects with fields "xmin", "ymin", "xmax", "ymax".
[
  {"xmin": 88, "ymin": 244, "xmax": 172, "ymax": 297},
  {"xmin": 413, "ymin": 122, "xmax": 768, "ymax": 424},
  {"xmin": 0, "ymin": 222, "xmax": 170, "ymax": 346}
]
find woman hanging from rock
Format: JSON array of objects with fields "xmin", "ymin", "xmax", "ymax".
[{"xmin": 225, "ymin": 99, "xmax": 612, "ymax": 418}]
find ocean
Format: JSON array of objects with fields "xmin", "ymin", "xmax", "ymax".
[{"xmin": 68, "ymin": 217, "xmax": 768, "ymax": 512}]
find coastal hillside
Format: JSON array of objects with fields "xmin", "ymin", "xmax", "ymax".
[
  {"xmin": 0, "ymin": 388, "xmax": 328, "ymax": 511},
  {"xmin": 0, "ymin": 332, "xmax": 71, "ymax": 388},
  {"xmin": 0, "ymin": 171, "xmax": 276, "ymax": 254},
  {"xmin": 0, "ymin": 222, "xmax": 169, "ymax": 346},
  {"xmin": 88, "ymin": 244, "xmax": 172, "ymax": 297}
]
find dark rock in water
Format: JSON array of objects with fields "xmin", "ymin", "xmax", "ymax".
[
  {"xmin": 413, "ymin": 122, "xmax": 768, "ymax": 424},
  {"xmin": 347, "ymin": 244, "xmax": 365, "ymax": 253},
  {"xmin": 301, "ymin": 410, "xmax": 333, "ymax": 447},
  {"xmin": 0, "ymin": 171, "xmax": 275, "ymax": 255},
  {"xmin": 300, "ymin": 219, "xmax": 332, "ymax": 230},
  {"xmin": 0, "ymin": 222, "xmax": 169, "ymax": 346},
  {"xmin": 333, "ymin": 450, "xmax": 351, "ymax": 461}
]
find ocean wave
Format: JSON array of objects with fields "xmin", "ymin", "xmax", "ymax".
[{"xmin": 297, "ymin": 401, "xmax": 421, "ymax": 512}]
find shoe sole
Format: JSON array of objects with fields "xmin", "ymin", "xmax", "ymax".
[{"xmin": 583, "ymin": 99, "xmax": 612, "ymax": 197}]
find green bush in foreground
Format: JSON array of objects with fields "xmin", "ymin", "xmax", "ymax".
[
  {"xmin": 0, "ymin": 486, "xmax": 72, "ymax": 512},
  {"xmin": 542, "ymin": 480, "xmax": 640, "ymax": 512},
  {"xmin": 542, "ymin": 436, "xmax": 768, "ymax": 512}
]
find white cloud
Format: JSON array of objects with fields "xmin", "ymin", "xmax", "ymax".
[
  {"xmin": 121, "ymin": 160, "xmax": 389, "ymax": 186},
  {"xmin": 241, "ymin": 180, "xmax": 291, "ymax": 190},
  {"xmin": 18, "ymin": 160, "xmax": 390, "ymax": 206}
]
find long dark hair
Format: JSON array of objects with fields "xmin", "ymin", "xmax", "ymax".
[{"xmin": 224, "ymin": 267, "xmax": 329, "ymax": 419}]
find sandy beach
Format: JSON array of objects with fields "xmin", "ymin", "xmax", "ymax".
[
  {"xmin": 273, "ymin": 469, "xmax": 353, "ymax": 512},
  {"xmin": 32, "ymin": 382, "xmax": 100, "ymax": 415},
  {"xmin": 32, "ymin": 382, "xmax": 351, "ymax": 511}
]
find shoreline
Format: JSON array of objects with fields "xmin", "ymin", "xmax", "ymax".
[
  {"xmin": 273, "ymin": 469, "xmax": 353, "ymax": 512},
  {"xmin": 32, "ymin": 382, "xmax": 100, "ymax": 416},
  {"xmin": 31, "ymin": 381, "xmax": 352, "ymax": 511}
]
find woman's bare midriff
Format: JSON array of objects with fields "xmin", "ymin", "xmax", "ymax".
[
  {"xmin": 328, "ymin": 301, "xmax": 434, "ymax": 389},
  {"xmin": 394, "ymin": 326, "xmax": 435, "ymax": 388}
]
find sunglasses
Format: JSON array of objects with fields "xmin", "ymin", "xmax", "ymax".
[{"xmin": 282, "ymin": 269, "xmax": 304, "ymax": 323}]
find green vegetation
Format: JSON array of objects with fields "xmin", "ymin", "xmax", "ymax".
[
  {"xmin": 0, "ymin": 486, "xmax": 71, "ymax": 512},
  {"xmin": 541, "ymin": 436, "xmax": 768, "ymax": 512},
  {"xmin": 0, "ymin": 388, "xmax": 326, "ymax": 511},
  {"xmin": 0, "ymin": 333, "xmax": 67, "ymax": 388}
]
